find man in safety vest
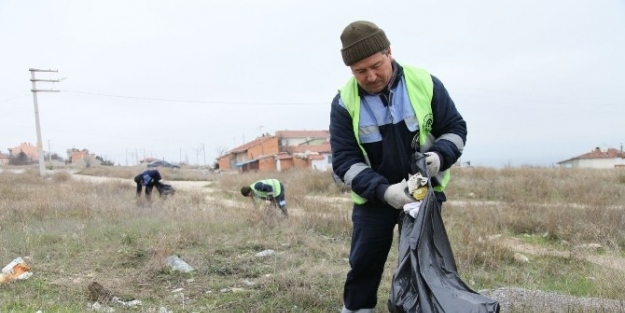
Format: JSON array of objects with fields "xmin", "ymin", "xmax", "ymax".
[
  {"xmin": 134, "ymin": 169, "xmax": 172, "ymax": 201},
  {"xmin": 240, "ymin": 179, "xmax": 288, "ymax": 216},
  {"xmin": 330, "ymin": 20, "xmax": 467, "ymax": 313}
]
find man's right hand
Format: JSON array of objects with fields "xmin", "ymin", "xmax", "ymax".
[{"xmin": 383, "ymin": 179, "xmax": 414, "ymax": 209}]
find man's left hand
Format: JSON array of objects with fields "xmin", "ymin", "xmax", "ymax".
[{"xmin": 424, "ymin": 152, "xmax": 440, "ymax": 177}]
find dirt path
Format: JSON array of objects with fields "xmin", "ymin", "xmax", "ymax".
[
  {"xmin": 71, "ymin": 174, "xmax": 214, "ymax": 191},
  {"xmin": 499, "ymin": 237, "xmax": 625, "ymax": 273}
]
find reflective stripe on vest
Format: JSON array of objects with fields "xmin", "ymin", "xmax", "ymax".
[
  {"xmin": 339, "ymin": 65, "xmax": 450, "ymax": 204},
  {"xmin": 250, "ymin": 179, "xmax": 281, "ymax": 198}
]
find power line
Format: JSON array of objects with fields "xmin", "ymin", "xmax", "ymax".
[
  {"xmin": 60, "ymin": 90, "xmax": 326, "ymax": 106},
  {"xmin": 0, "ymin": 94, "xmax": 30, "ymax": 103},
  {"xmin": 455, "ymin": 90, "xmax": 624, "ymax": 106}
]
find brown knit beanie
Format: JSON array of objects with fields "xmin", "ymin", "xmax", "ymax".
[
  {"xmin": 340, "ymin": 20, "xmax": 391, "ymax": 66},
  {"xmin": 240, "ymin": 186, "xmax": 252, "ymax": 196}
]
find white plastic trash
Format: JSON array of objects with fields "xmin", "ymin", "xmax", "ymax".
[
  {"xmin": 0, "ymin": 257, "xmax": 32, "ymax": 284},
  {"xmin": 255, "ymin": 249, "xmax": 275, "ymax": 257},
  {"xmin": 166, "ymin": 255, "xmax": 194, "ymax": 273},
  {"xmin": 403, "ymin": 201, "xmax": 422, "ymax": 218}
]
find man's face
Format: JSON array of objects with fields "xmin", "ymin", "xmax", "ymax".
[{"xmin": 350, "ymin": 49, "xmax": 393, "ymax": 94}]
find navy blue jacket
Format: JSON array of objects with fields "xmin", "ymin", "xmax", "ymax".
[
  {"xmin": 134, "ymin": 169, "xmax": 162, "ymax": 186},
  {"xmin": 330, "ymin": 62, "xmax": 466, "ymax": 203}
]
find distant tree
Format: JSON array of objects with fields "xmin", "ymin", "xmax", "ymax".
[
  {"xmin": 9, "ymin": 152, "xmax": 29, "ymax": 165},
  {"xmin": 95, "ymin": 155, "xmax": 114, "ymax": 166},
  {"xmin": 215, "ymin": 146, "xmax": 228, "ymax": 157},
  {"xmin": 50, "ymin": 153, "xmax": 64, "ymax": 162}
]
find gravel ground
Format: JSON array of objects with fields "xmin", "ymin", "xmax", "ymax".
[{"xmin": 481, "ymin": 287, "xmax": 625, "ymax": 312}]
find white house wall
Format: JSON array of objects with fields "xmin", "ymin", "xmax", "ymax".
[
  {"xmin": 311, "ymin": 159, "xmax": 327, "ymax": 171},
  {"xmin": 578, "ymin": 158, "xmax": 619, "ymax": 169},
  {"xmin": 310, "ymin": 154, "xmax": 333, "ymax": 171}
]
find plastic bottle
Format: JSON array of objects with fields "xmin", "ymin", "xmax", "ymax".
[{"xmin": 166, "ymin": 255, "xmax": 194, "ymax": 273}]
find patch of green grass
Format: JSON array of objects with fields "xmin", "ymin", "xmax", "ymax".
[{"xmin": 517, "ymin": 233, "xmax": 556, "ymax": 245}]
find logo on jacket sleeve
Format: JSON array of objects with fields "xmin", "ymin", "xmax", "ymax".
[{"xmin": 423, "ymin": 113, "xmax": 433, "ymax": 133}]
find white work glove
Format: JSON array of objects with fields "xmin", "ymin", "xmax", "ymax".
[
  {"xmin": 424, "ymin": 152, "xmax": 441, "ymax": 177},
  {"xmin": 383, "ymin": 179, "xmax": 414, "ymax": 209},
  {"xmin": 403, "ymin": 201, "xmax": 422, "ymax": 218}
]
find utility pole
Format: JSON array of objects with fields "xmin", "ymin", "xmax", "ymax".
[
  {"xmin": 203, "ymin": 143, "xmax": 206, "ymax": 166},
  {"xmin": 127, "ymin": 151, "xmax": 136, "ymax": 166},
  {"xmin": 47, "ymin": 139, "xmax": 53, "ymax": 163},
  {"xmin": 30, "ymin": 68, "xmax": 60, "ymax": 177},
  {"xmin": 194, "ymin": 145, "xmax": 202, "ymax": 166},
  {"xmin": 138, "ymin": 148, "xmax": 146, "ymax": 161}
]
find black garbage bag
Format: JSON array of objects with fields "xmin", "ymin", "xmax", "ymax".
[
  {"xmin": 387, "ymin": 152, "xmax": 500, "ymax": 313},
  {"xmin": 157, "ymin": 183, "xmax": 176, "ymax": 197}
]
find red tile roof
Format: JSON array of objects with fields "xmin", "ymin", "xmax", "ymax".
[
  {"xmin": 275, "ymin": 153, "xmax": 292, "ymax": 160},
  {"xmin": 558, "ymin": 147, "xmax": 625, "ymax": 163},
  {"xmin": 275, "ymin": 130, "xmax": 330, "ymax": 139},
  {"xmin": 580, "ymin": 148, "xmax": 625, "ymax": 159},
  {"xmin": 227, "ymin": 136, "xmax": 275, "ymax": 154}
]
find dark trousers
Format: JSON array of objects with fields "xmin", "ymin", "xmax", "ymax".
[
  {"xmin": 272, "ymin": 183, "xmax": 287, "ymax": 216},
  {"xmin": 276, "ymin": 183, "xmax": 286, "ymax": 207},
  {"xmin": 343, "ymin": 202, "xmax": 443, "ymax": 310},
  {"xmin": 134, "ymin": 175, "xmax": 164, "ymax": 200},
  {"xmin": 344, "ymin": 204, "xmax": 401, "ymax": 310},
  {"xmin": 144, "ymin": 181, "xmax": 165, "ymax": 199}
]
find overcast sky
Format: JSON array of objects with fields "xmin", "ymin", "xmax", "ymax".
[{"xmin": 1, "ymin": 0, "xmax": 624, "ymax": 167}]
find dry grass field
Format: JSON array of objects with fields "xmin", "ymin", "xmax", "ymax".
[{"xmin": 1, "ymin": 166, "xmax": 624, "ymax": 312}]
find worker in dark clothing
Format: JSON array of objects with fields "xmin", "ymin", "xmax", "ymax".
[
  {"xmin": 240, "ymin": 179, "xmax": 288, "ymax": 216},
  {"xmin": 331, "ymin": 21, "xmax": 467, "ymax": 312},
  {"xmin": 134, "ymin": 169, "xmax": 166, "ymax": 200}
]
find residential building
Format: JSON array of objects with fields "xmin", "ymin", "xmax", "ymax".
[
  {"xmin": 67, "ymin": 148, "xmax": 101, "ymax": 167},
  {"xmin": 0, "ymin": 152, "xmax": 10, "ymax": 165},
  {"xmin": 218, "ymin": 135, "xmax": 279, "ymax": 172},
  {"xmin": 557, "ymin": 146, "xmax": 625, "ymax": 169},
  {"xmin": 8, "ymin": 142, "xmax": 38, "ymax": 161},
  {"xmin": 217, "ymin": 130, "xmax": 332, "ymax": 172}
]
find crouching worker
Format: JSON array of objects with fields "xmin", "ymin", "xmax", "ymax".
[
  {"xmin": 241, "ymin": 179, "xmax": 288, "ymax": 216},
  {"xmin": 134, "ymin": 169, "xmax": 169, "ymax": 201}
]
